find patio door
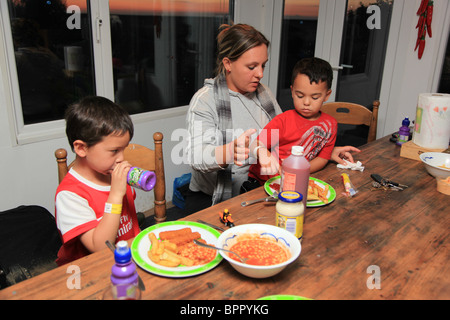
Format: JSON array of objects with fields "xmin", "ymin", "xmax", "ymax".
[
  {"xmin": 316, "ymin": 0, "xmax": 394, "ymax": 106},
  {"xmin": 276, "ymin": 0, "xmax": 393, "ymax": 105},
  {"xmin": 314, "ymin": 0, "xmax": 394, "ymax": 145}
]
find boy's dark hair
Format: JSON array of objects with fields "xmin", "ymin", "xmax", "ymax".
[
  {"xmin": 65, "ymin": 96, "xmax": 134, "ymax": 151},
  {"xmin": 291, "ymin": 57, "xmax": 333, "ymax": 90}
]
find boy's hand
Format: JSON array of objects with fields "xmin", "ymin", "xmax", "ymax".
[
  {"xmin": 258, "ymin": 148, "xmax": 280, "ymax": 176},
  {"xmin": 108, "ymin": 161, "xmax": 132, "ymax": 204},
  {"xmin": 331, "ymin": 146, "xmax": 361, "ymax": 165}
]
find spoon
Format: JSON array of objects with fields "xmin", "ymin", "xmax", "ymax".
[
  {"xmin": 105, "ymin": 240, "xmax": 146, "ymax": 291},
  {"xmin": 193, "ymin": 239, "xmax": 248, "ymax": 263}
]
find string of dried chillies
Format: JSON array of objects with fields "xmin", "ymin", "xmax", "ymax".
[{"xmin": 415, "ymin": 0, "xmax": 433, "ymax": 59}]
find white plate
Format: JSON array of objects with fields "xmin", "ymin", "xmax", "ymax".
[{"xmin": 131, "ymin": 221, "xmax": 222, "ymax": 278}]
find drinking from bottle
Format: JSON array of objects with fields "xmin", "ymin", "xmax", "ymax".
[{"xmin": 127, "ymin": 167, "xmax": 156, "ymax": 191}]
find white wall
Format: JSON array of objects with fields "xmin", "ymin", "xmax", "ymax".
[{"xmin": 379, "ymin": 0, "xmax": 450, "ymax": 137}]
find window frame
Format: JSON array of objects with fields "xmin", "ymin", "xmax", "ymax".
[{"xmin": 1, "ymin": 0, "xmax": 228, "ymax": 145}]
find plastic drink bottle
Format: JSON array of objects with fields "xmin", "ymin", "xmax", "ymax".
[
  {"xmin": 127, "ymin": 167, "xmax": 156, "ymax": 191},
  {"xmin": 396, "ymin": 118, "xmax": 411, "ymax": 146},
  {"xmin": 110, "ymin": 241, "xmax": 139, "ymax": 299},
  {"xmin": 281, "ymin": 146, "xmax": 310, "ymax": 208}
]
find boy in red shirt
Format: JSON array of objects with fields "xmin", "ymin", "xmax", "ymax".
[
  {"xmin": 54, "ymin": 96, "xmax": 140, "ymax": 265},
  {"xmin": 248, "ymin": 57, "xmax": 337, "ymax": 185}
]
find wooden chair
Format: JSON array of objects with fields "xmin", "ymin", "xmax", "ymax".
[
  {"xmin": 321, "ymin": 100, "xmax": 380, "ymax": 143},
  {"xmin": 55, "ymin": 132, "xmax": 166, "ymax": 223}
]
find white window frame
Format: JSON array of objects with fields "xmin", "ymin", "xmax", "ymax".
[
  {"xmin": 1, "ymin": 1, "xmax": 70, "ymax": 146},
  {"xmin": 0, "ymin": 0, "xmax": 222, "ymax": 145}
]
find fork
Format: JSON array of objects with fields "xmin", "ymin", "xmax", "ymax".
[{"xmin": 241, "ymin": 192, "xmax": 278, "ymax": 207}]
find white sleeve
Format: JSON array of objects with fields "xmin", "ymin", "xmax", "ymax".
[{"xmin": 55, "ymin": 190, "xmax": 99, "ymax": 236}]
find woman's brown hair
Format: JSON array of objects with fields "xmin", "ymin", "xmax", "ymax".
[{"xmin": 215, "ymin": 23, "xmax": 270, "ymax": 76}]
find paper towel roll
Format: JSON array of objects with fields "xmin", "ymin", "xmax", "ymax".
[{"xmin": 413, "ymin": 93, "xmax": 450, "ymax": 149}]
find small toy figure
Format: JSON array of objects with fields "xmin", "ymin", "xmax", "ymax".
[{"xmin": 219, "ymin": 209, "xmax": 235, "ymax": 228}]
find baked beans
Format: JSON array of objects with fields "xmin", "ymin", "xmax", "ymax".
[
  {"xmin": 178, "ymin": 239, "xmax": 216, "ymax": 265},
  {"xmin": 229, "ymin": 238, "xmax": 290, "ymax": 266}
]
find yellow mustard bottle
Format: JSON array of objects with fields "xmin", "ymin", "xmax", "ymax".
[{"xmin": 276, "ymin": 191, "xmax": 305, "ymax": 241}]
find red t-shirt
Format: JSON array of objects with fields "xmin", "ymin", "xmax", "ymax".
[
  {"xmin": 249, "ymin": 109, "xmax": 337, "ymax": 183},
  {"xmin": 54, "ymin": 169, "xmax": 140, "ymax": 265}
]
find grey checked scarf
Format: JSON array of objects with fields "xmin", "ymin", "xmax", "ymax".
[{"xmin": 212, "ymin": 73, "xmax": 277, "ymax": 205}]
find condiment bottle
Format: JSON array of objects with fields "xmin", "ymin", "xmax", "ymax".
[
  {"xmin": 396, "ymin": 118, "xmax": 411, "ymax": 146},
  {"xmin": 280, "ymin": 146, "xmax": 310, "ymax": 208},
  {"xmin": 110, "ymin": 241, "xmax": 139, "ymax": 299},
  {"xmin": 276, "ymin": 191, "xmax": 305, "ymax": 240},
  {"xmin": 127, "ymin": 167, "xmax": 156, "ymax": 191}
]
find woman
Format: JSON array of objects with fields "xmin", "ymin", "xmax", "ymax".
[{"xmin": 185, "ymin": 23, "xmax": 358, "ymax": 214}]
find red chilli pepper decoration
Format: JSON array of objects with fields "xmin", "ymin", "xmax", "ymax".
[
  {"xmin": 426, "ymin": 2, "xmax": 433, "ymax": 38},
  {"xmin": 414, "ymin": 0, "xmax": 433, "ymax": 60},
  {"xmin": 417, "ymin": 0, "xmax": 428, "ymax": 15},
  {"xmin": 418, "ymin": 32, "xmax": 426, "ymax": 60}
]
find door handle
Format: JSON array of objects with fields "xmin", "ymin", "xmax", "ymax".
[{"xmin": 332, "ymin": 64, "xmax": 354, "ymax": 71}]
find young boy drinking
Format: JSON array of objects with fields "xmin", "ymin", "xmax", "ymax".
[
  {"xmin": 247, "ymin": 57, "xmax": 338, "ymax": 186},
  {"xmin": 54, "ymin": 96, "xmax": 140, "ymax": 265}
]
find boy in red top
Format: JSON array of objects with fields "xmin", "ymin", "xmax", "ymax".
[
  {"xmin": 248, "ymin": 57, "xmax": 337, "ymax": 185},
  {"xmin": 54, "ymin": 96, "xmax": 140, "ymax": 265}
]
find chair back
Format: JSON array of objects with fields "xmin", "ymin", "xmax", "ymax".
[
  {"xmin": 321, "ymin": 100, "xmax": 380, "ymax": 143},
  {"xmin": 55, "ymin": 132, "xmax": 166, "ymax": 222}
]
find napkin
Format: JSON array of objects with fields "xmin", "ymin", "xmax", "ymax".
[{"xmin": 337, "ymin": 159, "xmax": 365, "ymax": 172}]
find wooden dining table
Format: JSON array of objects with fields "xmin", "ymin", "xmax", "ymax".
[{"xmin": 1, "ymin": 135, "xmax": 449, "ymax": 301}]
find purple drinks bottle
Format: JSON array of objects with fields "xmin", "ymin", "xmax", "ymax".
[
  {"xmin": 127, "ymin": 167, "xmax": 156, "ymax": 191},
  {"xmin": 110, "ymin": 241, "xmax": 139, "ymax": 299},
  {"xmin": 396, "ymin": 118, "xmax": 411, "ymax": 146}
]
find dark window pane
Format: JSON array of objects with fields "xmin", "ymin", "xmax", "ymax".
[
  {"xmin": 8, "ymin": 0, "xmax": 95, "ymax": 125},
  {"xmin": 276, "ymin": 0, "xmax": 320, "ymax": 111},
  {"xmin": 109, "ymin": 1, "xmax": 233, "ymax": 114},
  {"xmin": 438, "ymin": 31, "xmax": 450, "ymax": 93}
]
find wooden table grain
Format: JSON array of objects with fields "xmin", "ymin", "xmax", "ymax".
[{"xmin": 1, "ymin": 136, "xmax": 449, "ymax": 300}]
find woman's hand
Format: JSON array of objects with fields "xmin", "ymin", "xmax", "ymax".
[{"xmin": 232, "ymin": 128, "xmax": 257, "ymax": 166}]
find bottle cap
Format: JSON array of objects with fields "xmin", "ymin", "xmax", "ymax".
[
  {"xmin": 291, "ymin": 146, "xmax": 304, "ymax": 156},
  {"xmin": 114, "ymin": 240, "xmax": 131, "ymax": 263},
  {"xmin": 278, "ymin": 191, "xmax": 303, "ymax": 203},
  {"xmin": 139, "ymin": 170, "xmax": 156, "ymax": 191},
  {"xmin": 402, "ymin": 117, "xmax": 410, "ymax": 126}
]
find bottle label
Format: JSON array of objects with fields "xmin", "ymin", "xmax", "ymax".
[
  {"xmin": 398, "ymin": 134, "xmax": 409, "ymax": 142},
  {"xmin": 128, "ymin": 167, "xmax": 143, "ymax": 187},
  {"xmin": 282, "ymin": 172, "xmax": 297, "ymax": 191},
  {"xmin": 276, "ymin": 212, "xmax": 304, "ymax": 240}
]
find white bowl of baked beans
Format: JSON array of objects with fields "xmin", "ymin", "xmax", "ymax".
[{"xmin": 217, "ymin": 224, "xmax": 301, "ymax": 278}]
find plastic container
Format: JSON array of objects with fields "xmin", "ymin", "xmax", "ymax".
[
  {"xmin": 276, "ymin": 191, "xmax": 305, "ymax": 240},
  {"xmin": 110, "ymin": 241, "xmax": 139, "ymax": 299},
  {"xmin": 281, "ymin": 146, "xmax": 310, "ymax": 208},
  {"xmin": 396, "ymin": 118, "xmax": 411, "ymax": 146},
  {"xmin": 127, "ymin": 167, "xmax": 156, "ymax": 191}
]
